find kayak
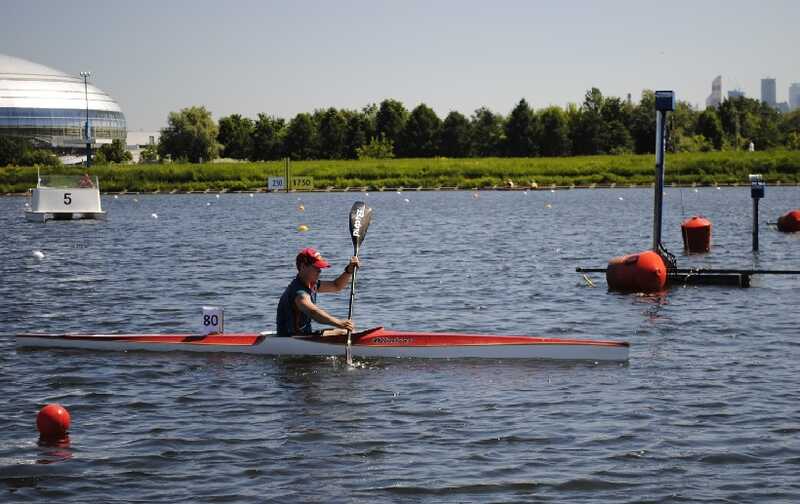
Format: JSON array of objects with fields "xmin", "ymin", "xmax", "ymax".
[{"xmin": 15, "ymin": 327, "xmax": 629, "ymax": 362}]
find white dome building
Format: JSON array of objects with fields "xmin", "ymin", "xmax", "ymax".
[{"xmin": 0, "ymin": 54, "xmax": 126, "ymax": 149}]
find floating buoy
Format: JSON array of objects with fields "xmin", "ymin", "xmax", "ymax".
[
  {"xmin": 544, "ymin": 203, "xmax": 552, "ymax": 208},
  {"xmin": 32, "ymin": 250, "xmax": 45, "ymax": 260},
  {"xmin": 215, "ymin": 194, "xmax": 220, "ymax": 199},
  {"xmin": 776, "ymin": 209, "xmax": 800, "ymax": 233},
  {"xmin": 681, "ymin": 216, "xmax": 712, "ymax": 253},
  {"xmin": 297, "ymin": 224, "xmax": 309, "ymax": 232},
  {"xmin": 472, "ymin": 192, "xmax": 479, "ymax": 199},
  {"xmin": 151, "ymin": 213, "xmax": 158, "ymax": 219},
  {"xmin": 618, "ymin": 197, "xmax": 624, "ymax": 201},
  {"xmin": 297, "ymin": 204, "xmax": 305, "ymax": 212},
  {"xmin": 249, "ymin": 194, "xmax": 254, "ymax": 198},
  {"xmin": 114, "ymin": 195, "xmax": 119, "ymax": 199},
  {"xmin": 37, "ymin": 404, "xmax": 71, "ymax": 439},
  {"xmin": 404, "ymin": 198, "xmax": 410, "ymax": 203},
  {"xmin": 606, "ymin": 250, "xmax": 667, "ymax": 293}
]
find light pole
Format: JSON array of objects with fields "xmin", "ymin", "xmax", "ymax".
[{"xmin": 80, "ymin": 71, "xmax": 92, "ymax": 167}]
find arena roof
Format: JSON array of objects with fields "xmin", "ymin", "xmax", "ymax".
[{"xmin": 0, "ymin": 54, "xmax": 122, "ymax": 112}]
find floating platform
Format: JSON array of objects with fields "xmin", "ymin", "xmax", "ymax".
[
  {"xmin": 576, "ymin": 267, "xmax": 800, "ymax": 288},
  {"xmin": 26, "ymin": 174, "xmax": 105, "ymax": 223}
]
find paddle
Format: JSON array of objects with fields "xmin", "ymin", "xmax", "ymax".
[{"xmin": 346, "ymin": 201, "xmax": 373, "ymax": 365}]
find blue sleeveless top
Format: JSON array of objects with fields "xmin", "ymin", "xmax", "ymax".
[{"xmin": 276, "ymin": 277, "xmax": 319, "ymax": 336}]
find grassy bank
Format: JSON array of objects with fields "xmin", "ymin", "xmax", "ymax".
[{"xmin": 2, "ymin": 151, "xmax": 800, "ymax": 193}]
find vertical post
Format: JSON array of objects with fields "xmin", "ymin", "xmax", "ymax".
[
  {"xmin": 749, "ymin": 174, "xmax": 764, "ymax": 252},
  {"xmin": 653, "ymin": 91, "xmax": 675, "ymax": 253},
  {"xmin": 653, "ymin": 110, "xmax": 666, "ymax": 252},
  {"xmin": 284, "ymin": 157, "xmax": 290, "ymax": 193},
  {"xmin": 752, "ymin": 197, "xmax": 759, "ymax": 252},
  {"xmin": 80, "ymin": 71, "xmax": 92, "ymax": 167}
]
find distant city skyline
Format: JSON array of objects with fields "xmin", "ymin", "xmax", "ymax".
[{"xmin": 2, "ymin": 0, "xmax": 798, "ymax": 130}]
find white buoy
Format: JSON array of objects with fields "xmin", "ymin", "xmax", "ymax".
[
  {"xmin": 32, "ymin": 250, "xmax": 45, "ymax": 260},
  {"xmin": 694, "ymin": 188, "xmax": 699, "ymax": 193},
  {"xmin": 396, "ymin": 191, "xmax": 402, "ymax": 195},
  {"xmin": 114, "ymin": 195, "xmax": 119, "ymax": 199},
  {"xmin": 206, "ymin": 202, "xmax": 211, "ymax": 206},
  {"xmin": 618, "ymin": 196, "xmax": 624, "ymax": 201},
  {"xmin": 404, "ymin": 198, "xmax": 410, "ymax": 203},
  {"xmin": 151, "ymin": 213, "xmax": 158, "ymax": 219},
  {"xmin": 249, "ymin": 194, "xmax": 254, "ymax": 198},
  {"xmin": 216, "ymin": 194, "xmax": 220, "ymax": 199},
  {"xmin": 133, "ymin": 198, "xmax": 139, "ymax": 203}
]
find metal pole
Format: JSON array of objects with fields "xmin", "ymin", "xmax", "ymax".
[
  {"xmin": 653, "ymin": 110, "xmax": 666, "ymax": 251},
  {"xmin": 752, "ymin": 197, "xmax": 759, "ymax": 252},
  {"xmin": 80, "ymin": 71, "xmax": 92, "ymax": 167}
]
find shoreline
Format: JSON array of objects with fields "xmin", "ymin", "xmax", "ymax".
[{"xmin": 5, "ymin": 180, "xmax": 799, "ymax": 197}]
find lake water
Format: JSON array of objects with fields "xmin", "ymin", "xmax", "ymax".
[{"xmin": 1, "ymin": 187, "xmax": 799, "ymax": 503}]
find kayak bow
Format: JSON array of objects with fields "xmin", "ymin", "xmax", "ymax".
[{"xmin": 16, "ymin": 326, "xmax": 629, "ymax": 362}]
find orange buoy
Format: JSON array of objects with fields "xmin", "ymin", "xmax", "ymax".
[
  {"xmin": 37, "ymin": 404, "xmax": 71, "ymax": 439},
  {"xmin": 681, "ymin": 216, "xmax": 712, "ymax": 253},
  {"xmin": 776, "ymin": 209, "xmax": 800, "ymax": 233},
  {"xmin": 606, "ymin": 250, "xmax": 667, "ymax": 293}
]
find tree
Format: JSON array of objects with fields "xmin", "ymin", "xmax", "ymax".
[
  {"xmin": 0, "ymin": 137, "xmax": 60, "ymax": 166},
  {"xmin": 397, "ymin": 103, "xmax": 441, "ymax": 157},
  {"xmin": 440, "ymin": 111, "xmax": 472, "ymax": 157},
  {"xmin": 470, "ymin": 107, "xmax": 505, "ymax": 157},
  {"xmin": 629, "ymin": 91, "xmax": 656, "ymax": 154},
  {"xmin": 696, "ymin": 108, "xmax": 724, "ymax": 150},
  {"xmin": 97, "ymin": 139, "xmax": 133, "ymax": 164},
  {"xmin": 504, "ymin": 98, "xmax": 539, "ymax": 156},
  {"xmin": 571, "ymin": 88, "xmax": 605, "ymax": 155},
  {"xmin": 317, "ymin": 108, "xmax": 347, "ymax": 159},
  {"xmin": 158, "ymin": 106, "xmax": 220, "ymax": 163},
  {"xmin": 538, "ymin": 106, "xmax": 570, "ymax": 156},
  {"xmin": 139, "ymin": 143, "xmax": 159, "ymax": 163},
  {"xmin": 217, "ymin": 114, "xmax": 254, "ymax": 159},
  {"xmin": 251, "ymin": 114, "xmax": 285, "ymax": 161},
  {"xmin": 356, "ymin": 135, "xmax": 395, "ymax": 159},
  {"xmin": 374, "ymin": 99, "xmax": 408, "ymax": 151},
  {"xmin": 284, "ymin": 113, "xmax": 317, "ymax": 160},
  {"xmin": 343, "ymin": 108, "xmax": 375, "ymax": 159}
]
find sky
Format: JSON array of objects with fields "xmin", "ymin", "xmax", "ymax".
[{"xmin": 2, "ymin": 0, "xmax": 798, "ymax": 131}]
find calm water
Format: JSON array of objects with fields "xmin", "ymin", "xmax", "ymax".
[{"xmin": 1, "ymin": 187, "xmax": 799, "ymax": 503}]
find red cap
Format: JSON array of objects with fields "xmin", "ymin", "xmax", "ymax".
[{"xmin": 297, "ymin": 247, "xmax": 330, "ymax": 269}]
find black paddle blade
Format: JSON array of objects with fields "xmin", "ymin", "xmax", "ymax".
[{"xmin": 349, "ymin": 201, "xmax": 373, "ymax": 250}]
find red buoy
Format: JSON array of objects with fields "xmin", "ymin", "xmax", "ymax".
[
  {"xmin": 777, "ymin": 209, "xmax": 800, "ymax": 233},
  {"xmin": 681, "ymin": 216, "xmax": 712, "ymax": 253},
  {"xmin": 37, "ymin": 404, "xmax": 71, "ymax": 439},
  {"xmin": 607, "ymin": 250, "xmax": 667, "ymax": 293}
]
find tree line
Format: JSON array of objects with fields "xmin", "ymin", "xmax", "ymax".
[{"xmin": 156, "ymin": 89, "xmax": 800, "ymax": 163}]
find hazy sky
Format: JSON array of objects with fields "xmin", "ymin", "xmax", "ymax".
[{"xmin": 3, "ymin": 0, "xmax": 798, "ymax": 131}]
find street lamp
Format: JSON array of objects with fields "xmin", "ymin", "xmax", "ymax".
[{"xmin": 80, "ymin": 71, "xmax": 92, "ymax": 167}]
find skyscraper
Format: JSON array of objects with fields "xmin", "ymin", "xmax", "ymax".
[
  {"xmin": 761, "ymin": 78, "xmax": 777, "ymax": 108},
  {"xmin": 790, "ymin": 83, "xmax": 800, "ymax": 111},
  {"xmin": 706, "ymin": 75, "xmax": 722, "ymax": 108},
  {"xmin": 728, "ymin": 89, "xmax": 745, "ymax": 100}
]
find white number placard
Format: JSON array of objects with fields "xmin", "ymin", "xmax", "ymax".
[
  {"xmin": 201, "ymin": 306, "xmax": 224, "ymax": 335},
  {"xmin": 268, "ymin": 176, "xmax": 285, "ymax": 191}
]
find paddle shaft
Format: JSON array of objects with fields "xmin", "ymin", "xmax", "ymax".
[{"xmin": 347, "ymin": 244, "xmax": 359, "ymax": 321}]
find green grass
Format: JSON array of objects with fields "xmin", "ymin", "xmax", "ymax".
[{"xmin": 2, "ymin": 151, "xmax": 799, "ymax": 193}]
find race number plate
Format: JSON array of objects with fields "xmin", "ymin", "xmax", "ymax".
[{"xmin": 201, "ymin": 306, "xmax": 224, "ymax": 335}]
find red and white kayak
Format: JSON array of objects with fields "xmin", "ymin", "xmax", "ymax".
[{"xmin": 15, "ymin": 326, "xmax": 629, "ymax": 362}]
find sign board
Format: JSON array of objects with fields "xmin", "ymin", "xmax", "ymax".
[
  {"xmin": 201, "ymin": 306, "xmax": 224, "ymax": 335},
  {"xmin": 267, "ymin": 176, "xmax": 285, "ymax": 191},
  {"xmin": 291, "ymin": 176, "xmax": 314, "ymax": 191}
]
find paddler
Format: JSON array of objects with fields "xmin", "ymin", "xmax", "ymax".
[{"xmin": 276, "ymin": 247, "xmax": 360, "ymax": 337}]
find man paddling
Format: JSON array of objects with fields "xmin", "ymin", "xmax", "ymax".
[{"xmin": 276, "ymin": 247, "xmax": 360, "ymax": 337}]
